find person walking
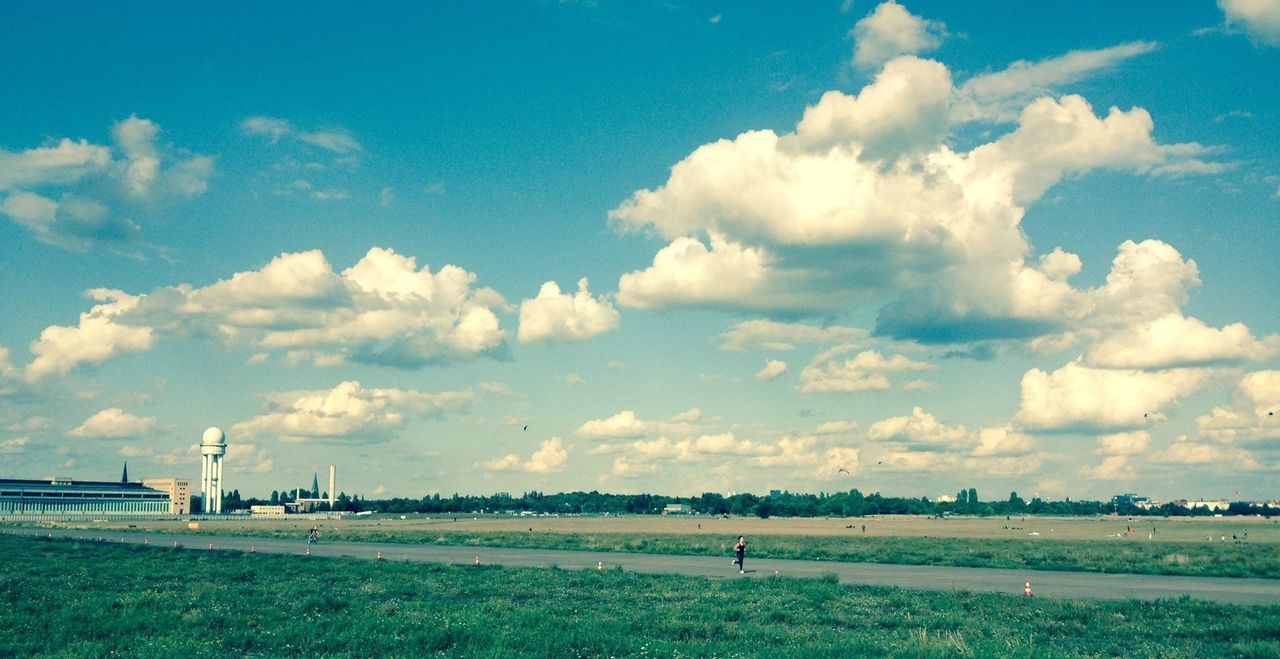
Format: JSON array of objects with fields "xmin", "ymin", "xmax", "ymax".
[{"xmin": 733, "ymin": 535, "xmax": 747, "ymax": 574}]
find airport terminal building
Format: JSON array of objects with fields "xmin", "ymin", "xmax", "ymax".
[{"xmin": 0, "ymin": 477, "xmax": 182, "ymax": 520}]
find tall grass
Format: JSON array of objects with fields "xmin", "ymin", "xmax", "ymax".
[{"xmin": 2, "ymin": 534, "xmax": 1278, "ymax": 657}]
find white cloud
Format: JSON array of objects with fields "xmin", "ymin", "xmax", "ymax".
[
  {"xmin": 616, "ymin": 234, "xmax": 807, "ymax": 311},
  {"xmin": 671, "ymin": 408, "xmax": 703, "ymax": 423},
  {"xmin": 1096, "ymin": 431, "xmax": 1152, "ymax": 456},
  {"xmin": 69, "ymin": 408, "xmax": 157, "ymax": 439},
  {"xmin": 0, "ymin": 116, "xmax": 212, "ymax": 252},
  {"xmin": 25, "ymin": 289, "xmax": 154, "ymax": 381},
  {"xmin": 751, "ymin": 435, "xmax": 818, "ymax": 467},
  {"xmin": 1083, "ymin": 313, "xmax": 1277, "ymax": 369},
  {"xmin": 972, "ymin": 426, "xmax": 1036, "ymax": 457},
  {"xmin": 815, "ymin": 447, "xmax": 861, "ymax": 479},
  {"xmin": 799, "ymin": 347, "xmax": 933, "ymax": 393},
  {"xmin": 851, "ymin": 1, "xmax": 945, "ymax": 70},
  {"xmin": 718, "ymin": 319, "xmax": 866, "ymax": 352},
  {"xmin": 241, "ymin": 116, "xmax": 362, "ymax": 153},
  {"xmin": 1015, "ymin": 361, "xmax": 1211, "ymax": 431},
  {"xmin": 1241, "ymin": 370, "xmax": 1280, "ymax": 416},
  {"xmin": 1220, "ymin": 0, "xmax": 1280, "ymax": 45},
  {"xmin": 1195, "ymin": 371, "xmax": 1280, "ymax": 443},
  {"xmin": 954, "ymin": 42, "xmax": 1158, "ymax": 123},
  {"xmin": 518, "ymin": 278, "xmax": 620, "ymax": 344},
  {"xmin": 814, "ymin": 420, "xmax": 859, "ymax": 436},
  {"xmin": 486, "ymin": 437, "xmax": 568, "ymax": 474},
  {"xmin": 574, "ymin": 410, "xmax": 695, "ymax": 440},
  {"xmin": 868, "ymin": 406, "xmax": 967, "ymax": 447},
  {"xmin": 1150, "ymin": 436, "xmax": 1260, "ymax": 469},
  {"xmin": 0, "ymin": 437, "xmax": 30, "ymax": 454},
  {"xmin": 1084, "ymin": 455, "xmax": 1136, "ymax": 480},
  {"xmin": 232, "ymin": 380, "xmax": 474, "ymax": 441},
  {"xmin": 756, "ymin": 359, "xmax": 788, "ymax": 381},
  {"xmin": 610, "ymin": 50, "xmax": 1217, "ymax": 346},
  {"xmin": 226, "ymin": 442, "xmax": 275, "ymax": 474},
  {"xmin": 42, "ymin": 247, "xmax": 509, "ymax": 371},
  {"xmin": 119, "ymin": 445, "xmax": 153, "ymax": 458}
]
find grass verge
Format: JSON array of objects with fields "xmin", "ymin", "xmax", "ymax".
[{"xmin": 3, "ymin": 533, "xmax": 1279, "ymax": 658}]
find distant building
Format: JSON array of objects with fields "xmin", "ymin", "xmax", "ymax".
[
  {"xmin": 142, "ymin": 478, "xmax": 191, "ymax": 515},
  {"xmin": 250, "ymin": 505, "xmax": 286, "ymax": 517},
  {"xmin": 663, "ymin": 503, "xmax": 689, "ymax": 515},
  {"xmin": 935, "ymin": 494, "xmax": 956, "ymax": 504},
  {"xmin": 0, "ymin": 478, "xmax": 171, "ymax": 519},
  {"xmin": 1111, "ymin": 493, "xmax": 1151, "ymax": 508},
  {"xmin": 1188, "ymin": 500, "xmax": 1230, "ymax": 512}
]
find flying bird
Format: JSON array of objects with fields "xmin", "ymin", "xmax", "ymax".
[
  {"xmin": 523, "ymin": 425, "xmax": 528, "ymax": 431},
  {"xmin": 837, "ymin": 467, "xmax": 850, "ymax": 474}
]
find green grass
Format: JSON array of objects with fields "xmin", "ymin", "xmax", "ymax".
[
  {"xmin": 3, "ymin": 534, "xmax": 1279, "ymax": 658},
  {"xmin": 98, "ymin": 525, "xmax": 1280, "ymax": 579}
]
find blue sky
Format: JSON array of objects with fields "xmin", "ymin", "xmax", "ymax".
[{"xmin": 2, "ymin": 1, "xmax": 1278, "ymax": 502}]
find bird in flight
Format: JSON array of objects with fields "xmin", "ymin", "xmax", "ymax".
[
  {"xmin": 837, "ymin": 467, "xmax": 849, "ymax": 474},
  {"xmin": 523, "ymin": 425, "xmax": 528, "ymax": 431}
]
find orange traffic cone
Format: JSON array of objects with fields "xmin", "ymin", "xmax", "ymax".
[{"xmin": 1024, "ymin": 579, "xmax": 1032, "ymax": 597}]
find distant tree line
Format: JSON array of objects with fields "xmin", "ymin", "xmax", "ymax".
[{"xmin": 211, "ymin": 487, "xmax": 1279, "ymax": 519}]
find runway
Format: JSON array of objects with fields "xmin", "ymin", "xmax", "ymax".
[{"xmin": 5, "ymin": 527, "xmax": 1277, "ymax": 606}]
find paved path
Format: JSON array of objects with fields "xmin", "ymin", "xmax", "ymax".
[{"xmin": 6, "ymin": 528, "xmax": 1278, "ymax": 606}]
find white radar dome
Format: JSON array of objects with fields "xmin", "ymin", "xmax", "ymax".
[{"xmin": 202, "ymin": 426, "xmax": 226, "ymax": 445}]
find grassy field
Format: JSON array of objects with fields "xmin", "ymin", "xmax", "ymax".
[
  {"xmin": 3, "ymin": 533, "xmax": 1279, "ymax": 658},
  {"xmin": 42, "ymin": 514, "xmax": 1280, "ymax": 579}
]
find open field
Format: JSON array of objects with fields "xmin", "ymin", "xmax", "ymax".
[
  {"xmin": 4, "ymin": 533, "xmax": 1279, "ymax": 658},
  {"xmin": 30, "ymin": 514, "xmax": 1280, "ymax": 579}
]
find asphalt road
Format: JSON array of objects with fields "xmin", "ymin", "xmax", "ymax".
[{"xmin": 6, "ymin": 527, "xmax": 1278, "ymax": 606}]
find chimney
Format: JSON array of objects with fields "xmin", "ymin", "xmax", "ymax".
[{"xmin": 329, "ymin": 465, "xmax": 336, "ymax": 507}]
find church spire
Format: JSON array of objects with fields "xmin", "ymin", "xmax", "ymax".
[
  {"xmin": 312, "ymin": 472, "xmax": 320, "ymax": 498},
  {"xmin": 121, "ymin": 462, "xmax": 129, "ymax": 483}
]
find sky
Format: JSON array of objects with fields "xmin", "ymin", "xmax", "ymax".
[{"xmin": 1, "ymin": 1, "xmax": 1278, "ymax": 502}]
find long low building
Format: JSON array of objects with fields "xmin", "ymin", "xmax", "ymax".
[{"xmin": 0, "ymin": 478, "xmax": 177, "ymax": 520}]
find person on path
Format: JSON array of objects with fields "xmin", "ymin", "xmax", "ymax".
[{"xmin": 734, "ymin": 535, "xmax": 747, "ymax": 574}]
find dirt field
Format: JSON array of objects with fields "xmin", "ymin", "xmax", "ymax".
[{"xmin": 65, "ymin": 513, "xmax": 1279, "ymax": 544}]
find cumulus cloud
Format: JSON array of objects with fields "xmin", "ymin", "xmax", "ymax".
[
  {"xmin": 1220, "ymin": 0, "xmax": 1280, "ymax": 46},
  {"xmin": 799, "ymin": 347, "xmax": 933, "ymax": 393},
  {"xmin": 1015, "ymin": 361, "xmax": 1211, "ymax": 431},
  {"xmin": 574, "ymin": 410, "xmax": 696, "ymax": 440},
  {"xmin": 1196, "ymin": 370, "xmax": 1280, "ymax": 443},
  {"xmin": 1096, "ymin": 431, "xmax": 1152, "ymax": 456},
  {"xmin": 1150, "ymin": 436, "xmax": 1260, "ymax": 470},
  {"xmin": 68, "ymin": 408, "xmax": 157, "ymax": 438},
  {"xmin": 226, "ymin": 442, "xmax": 275, "ymax": 474},
  {"xmin": 0, "ymin": 116, "xmax": 213, "ymax": 252},
  {"xmin": 1084, "ymin": 455, "xmax": 1136, "ymax": 480},
  {"xmin": 718, "ymin": 319, "xmax": 867, "ymax": 352},
  {"xmin": 25, "ymin": 289, "xmax": 154, "ymax": 381},
  {"xmin": 518, "ymin": 278, "xmax": 620, "ymax": 344},
  {"xmin": 27, "ymin": 247, "xmax": 510, "ymax": 375},
  {"xmin": 756, "ymin": 359, "xmax": 788, "ymax": 381},
  {"xmin": 1083, "ymin": 313, "xmax": 1278, "ymax": 369},
  {"xmin": 868, "ymin": 406, "xmax": 967, "ymax": 447},
  {"xmin": 232, "ymin": 380, "xmax": 474, "ymax": 441},
  {"xmin": 611, "ymin": 44, "xmax": 1218, "ymax": 348},
  {"xmin": 972, "ymin": 426, "xmax": 1037, "ymax": 457},
  {"xmin": 851, "ymin": 1, "xmax": 945, "ymax": 70},
  {"xmin": 485, "ymin": 437, "xmax": 569, "ymax": 473}
]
